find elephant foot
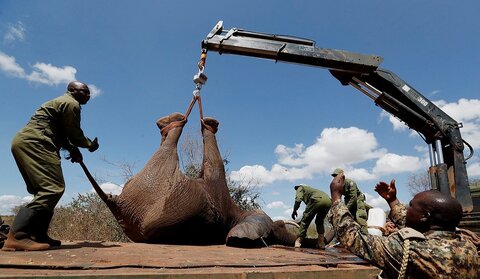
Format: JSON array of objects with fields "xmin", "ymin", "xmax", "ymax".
[
  {"xmin": 201, "ymin": 117, "xmax": 219, "ymax": 134},
  {"xmin": 157, "ymin": 112, "xmax": 186, "ymax": 136}
]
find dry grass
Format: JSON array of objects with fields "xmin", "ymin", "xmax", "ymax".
[{"xmin": 48, "ymin": 193, "xmax": 130, "ymax": 242}]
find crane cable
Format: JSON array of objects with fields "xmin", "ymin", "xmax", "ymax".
[{"xmin": 161, "ymin": 49, "xmax": 209, "ymax": 137}]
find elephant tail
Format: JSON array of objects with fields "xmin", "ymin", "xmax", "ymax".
[{"xmin": 79, "ymin": 161, "xmax": 117, "ymax": 207}]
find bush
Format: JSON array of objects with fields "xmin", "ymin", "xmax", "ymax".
[{"xmin": 49, "ymin": 193, "xmax": 130, "ymax": 242}]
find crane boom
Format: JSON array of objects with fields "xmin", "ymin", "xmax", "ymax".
[{"xmin": 201, "ymin": 21, "xmax": 474, "ymax": 212}]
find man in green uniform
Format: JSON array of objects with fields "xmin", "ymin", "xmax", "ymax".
[
  {"xmin": 2, "ymin": 81, "xmax": 99, "ymax": 251},
  {"xmin": 331, "ymin": 168, "xmax": 368, "ymax": 233},
  {"xmin": 291, "ymin": 184, "xmax": 332, "ymax": 249},
  {"xmin": 330, "ymin": 173, "xmax": 479, "ymax": 278}
]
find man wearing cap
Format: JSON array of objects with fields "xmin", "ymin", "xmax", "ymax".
[
  {"xmin": 3, "ymin": 81, "xmax": 99, "ymax": 252},
  {"xmin": 291, "ymin": 184, "xmax": 332, "ymax": 249},
  {"xmin": 329, "ymin": 173, "xmax": 479, "ymax": 278},
  {"xmin": 331, "ymin": 168, "xmax": 368, "ymax": 233}
]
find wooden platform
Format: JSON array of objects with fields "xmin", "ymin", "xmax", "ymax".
[{"xmin": 0, "ymin": 242, "xmax": 380, "ymax": 278}]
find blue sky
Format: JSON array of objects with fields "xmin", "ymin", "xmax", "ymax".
[{"xmin": 1, "ymin": 1, "xmax": 479, "ymax": 220}]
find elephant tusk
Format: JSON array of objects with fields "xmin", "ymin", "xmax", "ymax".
[{"xmin": 283, "ymin": 220, "xmax": 300, "ymax": 228}]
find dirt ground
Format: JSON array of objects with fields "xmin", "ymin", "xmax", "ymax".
[{"xmin": 0, "ymin": 241, "xmax": 380, "ymax": 278}]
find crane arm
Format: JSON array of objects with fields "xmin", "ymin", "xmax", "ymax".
[{"xmin": 201, "ymin": 21, "xmax": 473, "ymax": 212}]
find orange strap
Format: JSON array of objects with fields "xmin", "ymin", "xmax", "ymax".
[
  {"xmin": 160, "ymin": 120, "xmax": 187, "ymax": 137},
  {"xmin": 161, "ymin": 93, "xmax": 206, "ymax": 137},
  {"xmin": 184, "ymin": 94, "xmax": 204, "ymax": 121},
  {"xmin": 184, "ymin": 96, "xmax": 198, "ymax": 120}
]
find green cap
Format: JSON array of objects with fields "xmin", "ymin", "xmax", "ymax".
[
  {"xmin": 331, "ymin": 168, "xmax": 344, "ymax": 177},
  {"xmin": 294, "ymin": 183, "xmax": 308, "ymax": 190}
]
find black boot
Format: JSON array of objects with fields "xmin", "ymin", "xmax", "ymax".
[
  {"xmin": 33, "ymin": 210, "xmax": 61, "ymax": 247},
  {"xmin": 1, "ymin": 207, "xmax": 50, "ymax": 251}
]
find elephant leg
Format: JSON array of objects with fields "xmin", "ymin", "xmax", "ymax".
[
  {"xmin": 115, "ymin": 112, "xmax": 189, "ymax": 242},
  {"xmin": 200, "ymin": 117, "xmax": 237, "ymax": 218},
  {"xmin": 201, "ymin": 117, "xmax": 223, "ymax": 174}
]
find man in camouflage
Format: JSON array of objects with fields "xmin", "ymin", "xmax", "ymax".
[
  {"xmin": 291, "ymin": 184, "xmax": 332, "ymax": 249},
  {"xmin": 330, "ymin": 173, "xmax": 479, "ymax": 278},
  {"xmin": 331, "ymin": 168, "xmax": 368, "ymax": 233},
  {"xmin": 2, "ymin": 81, "xmax": 99, "ymax": 252}
]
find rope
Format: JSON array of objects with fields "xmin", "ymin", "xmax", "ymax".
[{"xmin": 398, "ymin": 239, "xmax": 410, "ymax": 279}]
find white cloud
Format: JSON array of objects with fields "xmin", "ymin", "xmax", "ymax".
[
  {"xmin": 27, "ymin": 63, "xmax": 77, "ymax": 86},
  {"xmin": 232, "ymin": 98, "xmax": 479, "ymax": 188},
  {"xmin": 373, "ymin": 153, "xmax": 423, "ymax": 175},
  {"xmin": 0, "ymin": 51, "xmax": 102, "ymax": 94},
  {"xmin": 467, "ymin": 162, "xmax": 480, "ymax": 177},
  {"xmin": 88, "ymin": 84, "xmax": 102, "ymax": 98},
  {"xmin": 435, "ymin": 98, "xmax": 480, "ymax": 149},
  {"xmin": 89, "ymin": 182, "xmax": 123, "ymax": 195},
  {"xmin": 230, "ymin": 165, "xmax": 274, "ymax": 186},
  {"xmin": 230, "ymin": 127, "xmax": 389, "ymax": 185},
  {"xmin": 0, "ymin": 51, "xmax": 25, "ymax": 77},
  {"xmin": 4, "ymin": 21, "xmax": 26, "ymax": 43},
  {"xmin": 435, "ymin": 99, "xmax": 480, "ymax": 123},
  {"xmin": 266, "ymin": 201, "xmax": 289, "ymax": 209},
  {"xmin": 382, "ymin": 98, "xmax": 480, "ymax": 150},
  {"xmin": 288, "ymin": 127, "xmax": 385, "ymax": 167},
  {"xmin": 0, "ymin": 195, "xmax": 32, "ymax": 215},
  {"xmin": 414, "ymin": 145, "xmax": 428, "ymax": 153},
  {"xmin": 348, "ymin": 168, "xmax": 376, "ymax": 181},
  {"xmin": 381, "ymin": 111, "xmax": 407, "ymax": 132}
]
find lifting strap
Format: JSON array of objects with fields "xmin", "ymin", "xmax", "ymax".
[{"xmin": 161, "ymin": 50, "xmax": 209, "ymax": 137}]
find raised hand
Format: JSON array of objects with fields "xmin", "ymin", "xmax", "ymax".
[
  {"xmin": 375, "ymin": 179, "xmax": 397, "ymax": 204},
  {"xmin": 330, "ymin": 173, "xmax": 345, "ymax": 202}
]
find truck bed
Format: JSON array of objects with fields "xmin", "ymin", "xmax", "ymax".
[{"xmin": 0, "ymin": 241, "xmax": 380, "ymax": 278}]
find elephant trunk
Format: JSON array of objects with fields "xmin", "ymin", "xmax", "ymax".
[
  {"xmin": 266, "ymin": 220, "xmax": 298, "ymax": 246},
  {"xmin": 226, "ymin": 210, "xmax": 273, "ymax": 248}
]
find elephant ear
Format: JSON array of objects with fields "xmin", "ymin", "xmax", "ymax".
[{"xmin": 226, "ymin": 210, "xmax": 273, "ymax": 248}]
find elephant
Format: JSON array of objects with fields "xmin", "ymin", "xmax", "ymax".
[{"xmin": 85, "ymin": 112, "xmax": 309, "ymax": 247}]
